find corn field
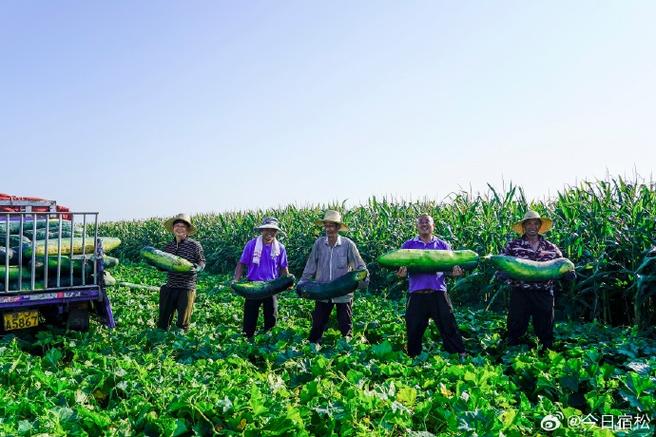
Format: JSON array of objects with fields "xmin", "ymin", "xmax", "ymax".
[{"xmin": 100, "ymin": 177, "xmax": 656, "ymax": 329}]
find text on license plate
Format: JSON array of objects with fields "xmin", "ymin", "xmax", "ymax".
[{"xmin": 3, "ymin": 310, "xmax": 39, "ymax": 331}]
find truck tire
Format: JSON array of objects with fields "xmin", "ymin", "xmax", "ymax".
[{"xmin": 67, "ymin": 307, "xmax": 89, "ymax": 331}]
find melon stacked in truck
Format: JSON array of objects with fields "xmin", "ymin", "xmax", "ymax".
[{"xmin": 0, "ymin": 219, "xmax": 121, "ymax": 291}]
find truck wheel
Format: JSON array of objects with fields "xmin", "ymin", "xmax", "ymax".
[{"xmin": 67, "ymin": 307, "xmax": 90, "ymax": 331}]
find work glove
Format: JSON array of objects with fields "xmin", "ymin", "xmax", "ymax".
[
  {"xmin": 494, "ymin": 271, "xmax": 510, "ymax": 282},
  {"xmin": 562, "ymin": 271, "xmax": 577, "ymax": 281},
  {"xmin": 296, "ymin": 279, "xmax": 308, "ymax": 297},
  {"xmin": 348, "ymin": 268, "xmax": 369, "ymax": 290}
]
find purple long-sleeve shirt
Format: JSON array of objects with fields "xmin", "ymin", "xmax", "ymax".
[
  {"xmin": 239, "ymin": 238, "xmax": 288, "ymax": 281},
  {"xmin": 402, "ymin": 236, "xmax": 451, "ymax": 292}
]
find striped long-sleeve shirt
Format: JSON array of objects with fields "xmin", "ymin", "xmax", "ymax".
[
  {"xmin": 163, "ymin": 237, "xmax": 205, "ymax": 289},
  {"xmin": 502, "ymin": 235, "xmax": 562, "ymax": 291}
]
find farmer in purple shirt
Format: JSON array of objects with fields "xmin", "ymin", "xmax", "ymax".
[
  {"xmin": 397, "ymin": 214, "xmax": 466, "ymax": 358},
  {"xmin": 234, "ymin": 217, "xmax": 289, "ymax": 338}
]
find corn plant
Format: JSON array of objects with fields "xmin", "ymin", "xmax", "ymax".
[{"xmin": 99, "ymin": 176, "xmax": 656, "ymax": 328}]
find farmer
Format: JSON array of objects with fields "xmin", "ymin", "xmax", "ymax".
[
  {"xmin": 157, "ymin": 213, "xmax": 205, "ymax": 331},
  {"xmin": 397, "ymin": 214, "xmax": 467, "ymax": 358},
  {"xmin": 300, "ymin": 210, "xmax": 367, "ymax": 344},
  {"xmin": 498, "ymin": 210, "xmax": 575, "ymax": 349},
  {"xmin": 234, "ymin": 217, "xmax": 290, "ymax": 338}
]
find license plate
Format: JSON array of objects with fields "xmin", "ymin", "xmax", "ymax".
[{"xmin": 3, "ymin": 310, "xmax": 39, "ymax": 331}]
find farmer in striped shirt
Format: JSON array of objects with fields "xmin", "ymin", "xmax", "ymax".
[
  {"xmin": 234, "ymin": 217, "xmax": 290, "ymax": 339},
  {"xmin": 157, "ymin": 213, "xmax": 205, "ymax": 331},
  {"xmin": 499, "ymin": 210, "xmax": 575, "ymax": 349}
]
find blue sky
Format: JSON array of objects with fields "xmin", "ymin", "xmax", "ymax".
[{"xmin": 2, "ymin": 1, "xmax": 654, "ymax": 221}]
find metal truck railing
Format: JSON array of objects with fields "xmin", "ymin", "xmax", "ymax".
[{"xmin": 1, "ymin": 211, "xmax": 101, "ymax": 292}]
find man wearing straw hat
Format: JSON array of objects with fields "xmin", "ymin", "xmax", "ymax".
[
  {"xmin": 499, "ymin": 210, "xmax": 574, "ymax": 349},
  {"xmin": 158, "ymin": 213, "xmax": 205, "ymax": 331},
  {"xmin": 234, "ymin": 217, "xmax": 290, "ymax": 339},
  {"xmin": 300, "ymin": 210, "xmax": 368, "ymax": 344}
]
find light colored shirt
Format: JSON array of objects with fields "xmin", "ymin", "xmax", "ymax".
[{"xmin": 300, "ymin": 235, "xmax": 366, "ymax": 303}]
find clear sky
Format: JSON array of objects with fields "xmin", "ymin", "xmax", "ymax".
[{"xmin": 2, "ymin": 1, "xmax": 654, "ymax": 221}]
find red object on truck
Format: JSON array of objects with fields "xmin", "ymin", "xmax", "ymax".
[
  {"xmin": 0, "ymin": 193, "xmax": 72, "ymax": 220},
  {"xmin": 1, "ymin": 196, "xmax": 116, "ymax": 332}
]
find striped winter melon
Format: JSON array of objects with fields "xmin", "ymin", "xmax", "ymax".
[
  {"xmin": 22, "ymin": 237, "xmax": 121, "ymax": 257},
  {"xmin": 485, "ymin": 255, "xmax": 575, "ymax": 281},
  {"xmin": 140, "ymin": 246, "xmax": 194, "ymax": 272},
  {"xmin": 41, "ymin": 255, "xmax": 120, "ymax": 272},
  {"xmin": 296, "ymin": 269, "xmax": 368, "ymax": 300},
  {"xmin": 377, "ymin": 249, "xmax": 479, "ymax": 273},
  {"xmin": 0, "ymin": 265, "xmax": 22, "ymax": 281},
  {"xmin": 231, "ymin": 275, "xmax": 296, "ymax": 299}
]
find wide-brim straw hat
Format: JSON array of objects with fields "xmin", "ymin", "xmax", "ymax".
[
  {"xmin": 164, "ymin": 213, "xmax": 197, "ymax": 235},
  {"xmin": 254, "ymin": 217, "xmax": 286, "ymax": 235},
  {"xmin": 314, "ymin": 210, "xmax": 349, "ymax": 231},
  {"xmin": 511, "ymin": 210, "xmax": 553, "ymax": 235}
]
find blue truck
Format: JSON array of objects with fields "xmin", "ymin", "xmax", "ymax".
[{"xmin": 0, "ymin": 197, "xmax": 115, "ymax": 333}]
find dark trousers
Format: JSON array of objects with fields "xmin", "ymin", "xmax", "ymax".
[
  {"xmin": 507, "ymin": 287, "xmax": 554, "ymax": 348},
  {"xmin": 405, "ymin": 292, "xmax": 465, "ymax": 356},
  {"xmin": 243, "ymin": 296, "xmax": 278, "ymax": 338},
  {"xmin": 308, "ymin": 301, "xmax": 353, "ymax": 343},
  {"xmin": 158, "ymin": 285, "xmax": 196, "ymax": 331}
]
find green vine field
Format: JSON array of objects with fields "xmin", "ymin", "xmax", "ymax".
[{"xmin": 1, "ymin": 264, "xmax": 655, "ymax": 436}]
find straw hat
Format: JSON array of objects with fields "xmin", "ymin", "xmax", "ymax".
[
  {"xmin": 315, "ymin": 210, "xmax": 349, "ymax": 231},
  {"xmin": 511, "ymin": 210, "xmax": 553, "ymax": 235},
  {"xmin": 254, "ymin": 217, "xmax": 285, "ymax": 235},
  {"xmin": 164, "ymin": 213, "xmax": 197, "ymax": 235}
]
